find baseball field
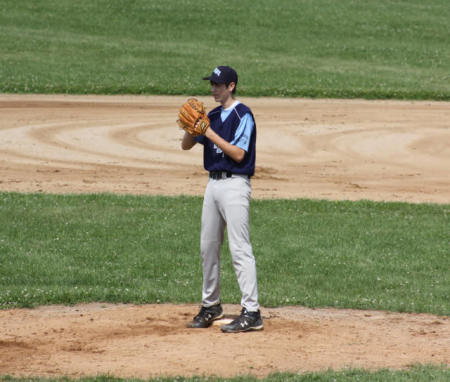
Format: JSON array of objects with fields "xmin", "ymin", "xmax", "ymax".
[{"xmin": 1, "ymin": 1, "xmax": 449, "ymax": 381}]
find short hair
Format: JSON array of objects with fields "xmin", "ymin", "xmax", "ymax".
[
  {"xmin": 210, "ymin": 80, "xmax": 237, "ymax": 94},
  {"xmin": 227, "ymin": 81, "xmax": 237, "ymax": 94}
]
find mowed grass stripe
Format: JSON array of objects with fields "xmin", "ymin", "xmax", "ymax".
[
  {"xmin": 0, "ymin": 192, "xmax": 448, "ymax": 316},
  {"xmin": 0, "ymin": 0, "xmax": 449, "ymax": 99},
  {"xmin": 0, "ymin": 365, "xmax": 449, "ymax": 381}
]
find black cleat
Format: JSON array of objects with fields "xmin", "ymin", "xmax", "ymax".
[
  {"xmin": 187, "ymin": 304, "xmax": 224, "ymax": 328},
  {"xmin": 221, "ymin": 307, "xmax": 263, "ymax": 333}
]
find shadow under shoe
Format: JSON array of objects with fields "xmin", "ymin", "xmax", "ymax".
[
  {"xmin": 221, "ymin": 307, "xmax": 263, "ymax": 333},
  {"xmin": 187, "ymin": 304, "xmax": 224, "ymax": 328}
]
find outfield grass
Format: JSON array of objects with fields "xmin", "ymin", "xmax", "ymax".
[
  {"xmin": 0, "ymin": 365, "xmax": 449, "ymax": 381},
  {"xmin": 1, "ymin": 0, "xmax": 449, "ymax": 99},
  {"xmin": 1, "ymin": 2, "xmax": 449, "ymax": 379},
  {"xmin": 1, "ymin": 192, "xmax": 448, "ymax": 315}
]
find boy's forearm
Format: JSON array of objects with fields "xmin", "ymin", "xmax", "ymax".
[
  {"xmin": 181, "ymin": 131, "xmax": 196, "ymax": 150},
  {"xmin": 204, "ymin": 128, "xmax": 245, "ymax": 163}
]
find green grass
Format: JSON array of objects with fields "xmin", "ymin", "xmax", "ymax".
[
  {"xmin": 0, "ymin": 0, "xmax": 449, "ymax": 99},
  {"xmin": 1, "ymin": 1, "xmax": 449, "ymax": 381},
  {"xmin": 0, "ymin": 365, "xmax": 449, "ymax": 381},
  {"xmin": 1, "ymin": 192, "xmax": 448, "ymax": 315}
]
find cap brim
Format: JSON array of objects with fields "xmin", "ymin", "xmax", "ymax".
[{"xmin": 202, "ymin": 76, "xmax": 226, "ymax": 83}]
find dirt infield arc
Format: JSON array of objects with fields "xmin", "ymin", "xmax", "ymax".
[
  {"xmin": 1, "ymin": 94, "xmax": 449, "ymax": 202},
  {"xmin": 0, "ymin": 94, "xmax": 449, "ymax": 378}
]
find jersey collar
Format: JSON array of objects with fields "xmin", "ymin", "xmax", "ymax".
[{"xmin": 222, "ymin": 100, "xmax": 240, "ymax": 112}]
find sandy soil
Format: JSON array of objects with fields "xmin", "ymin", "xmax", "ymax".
[
  {"xmin": 0, "ymin": 94, "xmax": 449, "ymax": 378},
  {"xmin": 1, "ymin": 94, "xmax": 449, "ymax": 202},
  {"xmin": 0, "ymin": 304, "xmax": 449, "ymax": 379}
]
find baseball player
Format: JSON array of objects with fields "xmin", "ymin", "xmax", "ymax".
[{"xmin": 180, "ymin": 66, "xmax": 263, "ymax": 333}]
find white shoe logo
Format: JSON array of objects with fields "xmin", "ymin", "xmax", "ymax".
[{"xmin": 240, "ymin": 320, "xmax": 248, "ymax": 328}]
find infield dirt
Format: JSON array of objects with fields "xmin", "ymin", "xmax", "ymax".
[
  {"xmin": 0, "ymin": 94, "xmax": 449, "ymax": 378},
  {"xmin": 1, "ymin": 94, "xmax": 449, "ymax": 202}
]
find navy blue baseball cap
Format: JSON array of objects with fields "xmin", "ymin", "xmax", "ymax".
[{"xmin": 202, "ymin": 66, "xmax": 238, "ymax": 85}]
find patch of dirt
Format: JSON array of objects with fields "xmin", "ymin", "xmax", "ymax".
[
  {"xmin": 0, "ymin": 94, "xmax": 449, "ymax": 378},
  {"xmin": 0, "ymin": 304, "xmax": 448, "ymax": 378},
  {"xmin": 1, "ymin": 94, "xmax": 449, "ymax": 202}
]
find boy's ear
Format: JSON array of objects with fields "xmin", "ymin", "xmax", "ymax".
[{"xmin": 227, "ymin": 82, "xmax": 236, "ymax": 92}]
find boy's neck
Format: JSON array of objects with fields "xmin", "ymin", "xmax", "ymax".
[{"xmin": 221, "ymin": 95, "xmax": 235, "ymax": 109}]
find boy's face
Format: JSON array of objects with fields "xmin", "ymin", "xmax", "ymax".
[{"xmin": 210, "ymin": 82, "xmax": 235, "ymax": 104}]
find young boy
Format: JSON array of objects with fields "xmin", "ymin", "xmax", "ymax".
[{"xmin": 181, "ymin": 66, "xmax": 263, "ymax": 333}]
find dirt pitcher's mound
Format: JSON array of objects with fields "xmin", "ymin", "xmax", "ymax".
[{"xmin": 0, "ymin": 303, "xmax": 448, "ymax": 378}]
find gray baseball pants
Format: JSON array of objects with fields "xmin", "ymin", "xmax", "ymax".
[{"xmin": 200, "ymin": 174, "xmax": 259, "ymax": 312}]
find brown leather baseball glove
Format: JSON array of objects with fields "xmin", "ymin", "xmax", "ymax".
[{"xmin": 177, "ymin": 98, "xmax": 210, "ymax": 137}]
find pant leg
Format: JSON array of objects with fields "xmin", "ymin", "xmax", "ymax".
[
  {"xmin": 200, "ymin": 179, "xmax": 226, "ymax": 307},
  {"xmin": 218, "ymin": 176, "xmax": 259, "ymax": 312}
]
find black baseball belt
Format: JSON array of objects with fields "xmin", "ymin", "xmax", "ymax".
[{"xmin": 209, "ymin": 171, "xmax": 249, "ymax": 180}]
